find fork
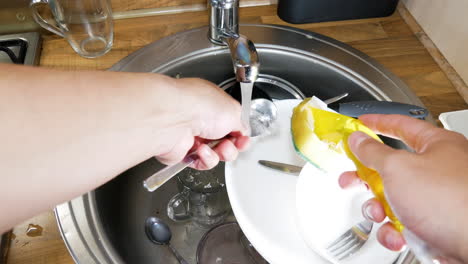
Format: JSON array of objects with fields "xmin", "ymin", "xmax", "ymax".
[{"xmin": 326, "ymin": 219, "xmax": 373, "ymax": 261}]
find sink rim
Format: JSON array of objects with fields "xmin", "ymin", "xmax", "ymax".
[
  {"xmin": 56, "ymin": 24, "xmax": 427, "ymax": 264},
  {"xmin": 108, "ymin": 24, "xmax": 423, "ymax": 106}
]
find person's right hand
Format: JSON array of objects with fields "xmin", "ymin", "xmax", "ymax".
[
  {"xmin": 151, "ymin": 77, "xmax": 250, "ymax": 171},
  {"xmin": 338, "ymin": 114, "xmax": 468, "ymax": 263}
]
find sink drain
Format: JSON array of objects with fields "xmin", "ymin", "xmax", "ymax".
[{"xmin": 219, "ymin": 74, "xmax": 305, "ymax": 102}]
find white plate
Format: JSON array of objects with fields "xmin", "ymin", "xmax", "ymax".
[
  {"xmin": 226, "ymin": 99, "xmax": 400, "ymax": 264},
  {"xmin": 226, "ymin": 99, "xmax": 325, "ymax": 264},
  {"xmin": 439, "ymin": 109, "xmax": 468, "ymax": 138},
  {"xmin": 296, "ymin": 163, "xmax": 400, "ymax": 264}
]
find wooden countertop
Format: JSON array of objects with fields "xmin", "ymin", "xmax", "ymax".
[{"xmin": 5, "ymin": 4, "xmax": 468, "ymax": 264}]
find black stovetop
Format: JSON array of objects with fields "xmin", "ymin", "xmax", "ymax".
[
  {"xmin": 0, "ymin": 38, "xmax": 28, "ymax": 64},
  {"xmin": 0, "ymin": 32, "xmax": 41, "ymax": 65}
]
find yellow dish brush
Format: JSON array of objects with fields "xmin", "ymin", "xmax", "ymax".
[
  {"xmin": 291, "ymin": 97, "xmax": 438, "ymax": 264},
  {"xmin": 291, "ymin": 97, "xmax": 403, "ymax": 231}
]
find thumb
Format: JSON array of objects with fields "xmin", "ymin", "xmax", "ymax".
[{"xmin": 348, "ymin": 131, "xmax": 400, "ymax": 172}]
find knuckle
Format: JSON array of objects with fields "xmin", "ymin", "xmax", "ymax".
[
  {"xmin": 380, "ymin": 149, "xmax": 408, "ymax": 175},
  {"xmin": 357, "ymin": 136, "xmax": 382, "ymax": 154},
  {"xmin": 449, "ymin": 131, "xmax": 467, "ymax": 142}
]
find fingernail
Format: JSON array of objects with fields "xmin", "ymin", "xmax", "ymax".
[
  {"xmin": 201, "ymin": 145, "xmax": 215, "ymax": 158},
  {"xmin": 239, "ymin": 123, "xmax": 250, "ymax": 137},
  {"xmin": 362, "ymin": 202, "xmax": 376, "ymax": 222},
  {"xmin": 349, "ymin": 131, "xmax": 370, "ymax": 150},
  {"xmin": 385, "ymin": 228, "xmax": 406, "ymax": 251},
  {"xmin": 385, "ymin": 232, "xmax": 399, "ymax": 251},
  {"xmin": 230, "ymin": 137, "xmax": 238, "ymax": 145}
]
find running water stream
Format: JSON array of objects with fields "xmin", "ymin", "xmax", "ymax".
[{"xmin": 240, "ymin": 82, "xmax": 254, "ymax": 136}]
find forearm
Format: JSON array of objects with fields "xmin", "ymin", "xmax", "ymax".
[{"xmin": 0, "ymin": 64, "xmax": 192, "ymax": 231}]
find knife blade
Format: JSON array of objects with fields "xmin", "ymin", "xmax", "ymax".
[
  {"xmin": 337, "ymin": 101, "xmax": 429, "ymax": 119},
  {"xmin": 323, "ymin": 94, "xmax": 429, "ymax": 119},
  {"xmin": 258, "ymin": 160, "xmax": 303, "ymax": 176}
]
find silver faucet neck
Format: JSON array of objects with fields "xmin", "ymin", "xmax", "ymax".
[
  {"xmin": 209, "ymin": 0, "xmax": 239, "ymax": 45},
  {"xmin": 209, "ymin": 0, "xmax": 259, "ymax": 83}
]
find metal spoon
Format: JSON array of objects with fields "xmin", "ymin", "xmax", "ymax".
[
  {"xmin": 143, "ymin": 98, "xmax": 278, "ymax": 192},
  {"xmin": 249, "ymin": 98, "xmax": 277, "ymax": 137},
  {"xmin": 145, "ymin": 217, "xmax": 189, "ymax": 264}
]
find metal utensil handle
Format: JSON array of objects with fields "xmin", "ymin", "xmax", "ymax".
[
  {"xmin": 323, "ymin": 93, "xmax": 349, "ymax": 104},
  {"xmin": 143, "ymin": 140, "xmax": 222, "ymax": 192},
  {"xmin": 403, "ymin": 229, "xmax": 439, "ymax": 264},
  {"xmin": 168, "ymin": 244, "xmax": 189, "ymax": 264}
]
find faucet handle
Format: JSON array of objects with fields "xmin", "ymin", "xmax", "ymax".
[{"xmin": 226, "ymin": 35, "xmax": 260, "ymax": 83}]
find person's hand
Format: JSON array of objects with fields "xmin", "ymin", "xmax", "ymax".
[
  {"xmin": 338, "ymin": 114, "xmax": 468, "ymax": 263},
  {"xmin": 0, "ymin": 65, "xmax": 250, "ymax": 233},
  {"xmin": 153, "ymin": 77, "xmax": 250, "ymax": 170}
]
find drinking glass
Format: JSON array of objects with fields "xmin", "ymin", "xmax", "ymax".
[
  {"xmin": 30, "ymin": 0, "xmax": 113, "ymax": 58},
  {"xmin": 196, "ymin": 222, "xmax": 269, "ymax": 264},
  {"xmin": 167, "ymin": 163, "xmax": 231, "ymax": 228}
]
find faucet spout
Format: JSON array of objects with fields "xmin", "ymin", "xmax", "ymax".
[
  {"xmin": 209, "ymin": 0, "xmax": 259, "ymax": 83},
  {"xmin": 225, "ymin": 35, "xmax": 259, "ymax": 83}
]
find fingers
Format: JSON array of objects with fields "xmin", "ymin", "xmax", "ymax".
[
  {"xmin": 348, "ymin": 131, "xmax": 404, "ymax": 172},
  {"xmin": 362, "ymin": 198, "xmax": 386, "ymax": 223},
  {"xmin": 358, "ymin": 114, "xmax": 442, "ymax": 152},
  {"xmin": 338, "ymin": 171, "xmax": 363, "ymax": 189},
  {"xmin": 192, "ymin": 144, "xmax": 220, "ymax": 170},
  {"xmin": 377, "ymin": 222, "xmax": 406, "ymax": 251},
  {"xmin": 191, "ymin": 135, "xmax": 250, "ymax": 170},
  {"xmin": 339, "ymin": 171, "xmax": 405, "ymax": 251},
  {"xmin": 156, "ymin": 135, "xmax": 194, "ymax": 165},
  {"xmin": 213, "ymin": 139, "xmax": 238, "ymax": 162},
  {"xmin": 230, "ymin": 133, "xmax": 250, "ymax": 152}
]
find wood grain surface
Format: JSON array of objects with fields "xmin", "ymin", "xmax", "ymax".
[
  {"xmin": 111, "ymin": 0, "xmax": 205, "ymax": 12},
  {"xmin": 5, "ymin": 4, "xmax": 467, "ymax": 264},
  {"xmin": 110, "ymin": 0, "xmax": 275, "ymax": 12}
]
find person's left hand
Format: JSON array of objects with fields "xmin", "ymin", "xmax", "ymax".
[
  {"xmin": 337, "ymin": 114, "xmax": 468, "ymax": 263},
  {"xmin": 153, "ymin": 77, "xmax": 250, "ymax": 170}
]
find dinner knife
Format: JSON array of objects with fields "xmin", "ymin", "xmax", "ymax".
[
  {"xmin": 337, "ymin": 101, "xmax": 429, "ymax": 119},
  {"xmin": 324, "ymin": 94, "xmax": 429, "ymax": 119},
  {"xmin": 258, "ymin": 160, "xmax": 303, "ymax": 176}
]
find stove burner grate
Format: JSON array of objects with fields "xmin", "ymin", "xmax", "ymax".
[{"xmin": 0, "ymin": 39, "xmax": 28, "ymax": 64}]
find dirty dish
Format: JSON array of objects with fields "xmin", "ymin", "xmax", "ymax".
[
  {"xmin": 296, "ymin": 163, "xmax": 400, "ymax": 264},
  {"xmin": 226, "ymin": 99, "xmax": 400, "ymax": 264},
  {"xmin": 225, "ymin": 99, "xmax": 322, "ymax": 263},
  {"xmin": 439, "ymin": 109, "xmax": 468, "ymax": 138}
]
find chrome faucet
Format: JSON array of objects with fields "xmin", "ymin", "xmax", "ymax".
[{"xmin": 209, "ymin": 0, "xmax": 259, "ymax": 83}]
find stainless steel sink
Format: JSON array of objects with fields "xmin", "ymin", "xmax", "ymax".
[{"xmin": 55, "ymin": 25, "xmax": 425, "ymax": 264}]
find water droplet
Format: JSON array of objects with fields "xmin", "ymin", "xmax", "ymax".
[{"xmin": 26, "ymin": 224, "xmax": 43, "ymax": 237}]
